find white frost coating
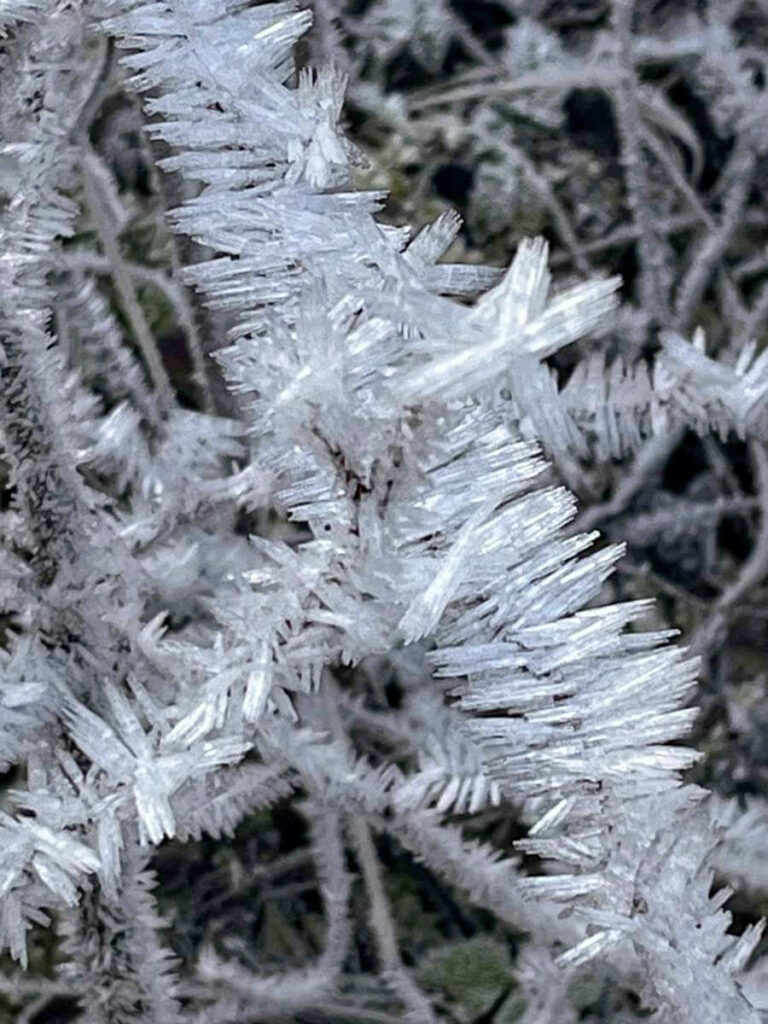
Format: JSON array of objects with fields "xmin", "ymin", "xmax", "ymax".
[
  {"xmin": 0, "ymin": 2, "xmax": 761, "ymax": 1021},
  {"xmin": 243, "ymin": 639, "xmax": 273, "ymax": 722},
  {"xmin": 398, "ymin": 497, "xmax": 498, "ymax": 643}
]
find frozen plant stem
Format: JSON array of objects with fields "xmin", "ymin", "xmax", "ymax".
[
  {"xmin": 610, "ymin": 0, "xmax": 669, "ymax": 321},
  {"xmin": 569, "ymin": 427, "xmax": 681, "ymax": 534},
  {"xmin": 62, "ymin": 248, "xmax": 213, "ymax": 414},
  {"xmin": 347, "ymin": 815, "xmax": 438, "ymax": 1024},
  {"xmin": 691, "ymin": 441, "xmax": 768, "ymax": 654},
  {"xmin": 673, "ymin": 136, "xmax": 757, "ymax": 331},
  {"xmin": 136, "ymin": 113, "xmax": 215, "ymax": 413},
  {"xmin": 323, "ymin": 676, "xmax": 437, "ymax": 1023},
  {"xmin": 80, "ymin": 146, "xmax": 175, "ymax": 413}
]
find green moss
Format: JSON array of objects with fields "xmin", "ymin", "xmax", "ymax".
[
  {"xmin": 418, "ymin": 935, "xmax": 518, "ymax": 1021},
  {"xmin": 136, "ymin": 282, "xmax": 176, "ymax": 338},
  {"xmin": 119, "ymin": 214, "xmax": 174, "ymax": 268}
]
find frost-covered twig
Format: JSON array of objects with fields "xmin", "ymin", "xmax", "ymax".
[
  {"xmin": 569, "ymin": 428, "xmax": 681, "ymax": 533},
  {"xmin": 323, "ymin": 675, "xmax": 437, "ymax": 1022},
  {"xmin": 611, "ymin": 0, "xmax": 669, "ymax": 319},
  {"xmin": 673, "ymin": 136, "xmax": 757, "ymax": 331},
  {"xmin": 691, "ymin": 441, "xmax": 768, "ymax": 653},
  {"xmin": 134, "ymin": 109, "xmax": 216, "ymax": 413},
  {"xmin": 80, "ymin": 147, "xmax": 175, "ymax": 411}
]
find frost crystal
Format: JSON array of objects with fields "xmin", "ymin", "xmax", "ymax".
[{"xmin": 0, "ymin": 1, "xmax": 763, "ymax": 1022}]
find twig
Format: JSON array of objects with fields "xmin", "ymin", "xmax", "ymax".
[
  {"xmin": 347, "ymin": 814, "xmax": 438, "ymax": 1023},
  {"xmin": 0, "ymin": 978, "xmax": 72, "ymax": 997},
  {"xmin": 513, "ymin": 146, "xmax": 591, "ymax": 275},
  {"xmin": 740, "ymin": 275, "xmax": 768, "ymax": 347},
  {"xmin": 716, "ymin": 270, "xmax": 750, "ymax": 337},
  {"xmin": 702, "ymin": 436, "xmax": 742, "ymax": 497},
  {"xmin": 732, "ymin": 248, "xmax": 768, "ymax": 283},
  {"xmin": 615, "ymin": 559, "xmax": 711, "ymax": 609},
  {"xmin": 453, "ymin": 20, "xmax": 495, "ymax": 69},
  {"xmin": 407, "ymin": 67, "xmax": 614, "ymax": 113},
  {"xmin": 69, "ymin": 36, "xmax": 114, "ymax": 142},
  {"xmin": 62, "ymin": 249, "xmax": 213, "ymax": 374},
  {"xmin": 690, "ymin": 441, "xmax": 768, "ymax": 655},
  {"xmin": 323, "ymin": 675, "xmax": 438, "ymax": 1024},
  {"xmin": 619, "ymin": 495, "xmax": 759, "ymax": 534},
  {"xmin": 550, "ymin": 211, "xmax": 768, "ymax": 269},
  {"xmin": 640, "ymin": 124, "xmax": 714, "ymax": 231},
  {"xmin": 18, "ymin": 994, "xmax": 57, "ymax": 1024},
  {"xmin": 569, "ymin": 428, "xmax": 682, "ymax": 534},
  {"xmin": 406, "ymin": 33, "xmax": 715, "ymax": 114},
  {"xmin": 640, "ymin": 125, "xmax": 747, "ymax": 328},
  {"xmin": 571, "ymin": 127, "xmax": 756, "ymax": 537},
  {"xmin": 673, "ymin": 136, "xmax": 756, "ymax": 332},
  {"xmin": 611, "ymin": 0, "xmax": 670, "ymax": 319},
  {"xmin": 80, "ymin": 147, "xmax": 175, "ymax": 413},
  {"xmin": 135, "ymin": 110, "xmax": 215, "ymax": 413}
]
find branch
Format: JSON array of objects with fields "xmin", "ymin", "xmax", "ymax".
[
  {"xmin": 690, "ymin": 441, "xmax": 768, "ymax": 655},
  {"xmin": 610, "ymin": 0, "xmax": 670, "ymax": 320},
  {"xmin": 673, "ymin": 136, "xmax": 756, "ymax": 332},
  {"xmin": 323, "ymin": 676, "xmax": 438, "ymax": 1024},
  {"xmin": 80, "ymin": 146, "xmax": 175, "ymax": 413}
]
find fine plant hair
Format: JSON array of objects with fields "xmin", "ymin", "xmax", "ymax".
[{"xmin": 1, "ymin": 2, "xmax": 768, "ymax": 1023}]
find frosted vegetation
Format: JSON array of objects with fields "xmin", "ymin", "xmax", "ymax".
[{"xmin": 2, "ymin": 0, "xmax": 768, "ymax": 1021}]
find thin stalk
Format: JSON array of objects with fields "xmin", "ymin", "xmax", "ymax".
[
  {"xmin": 347, "ymin": 812, "xmax": 439, "ymax": 1024},
  {"xmin": 136, "ymin": 112, "xmax": 215, "ymax": 413},
  {"xmin": 80, "ymin": 147, "xmax": 175, "ymax": 413},
  {"xmin": 691, "ymin": 441, "xmax": 768, "ymax": 654},
  {"xmin": 611, "ymin": 0, "xmax": 670, "ymax": 319},
  {"xmin": 673, "ymin": 136, "xmax": 756, "ymax": 331},
  {"xmin": 323, "ymin": 676, "xmax": 438, "ymax": 1024}
]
